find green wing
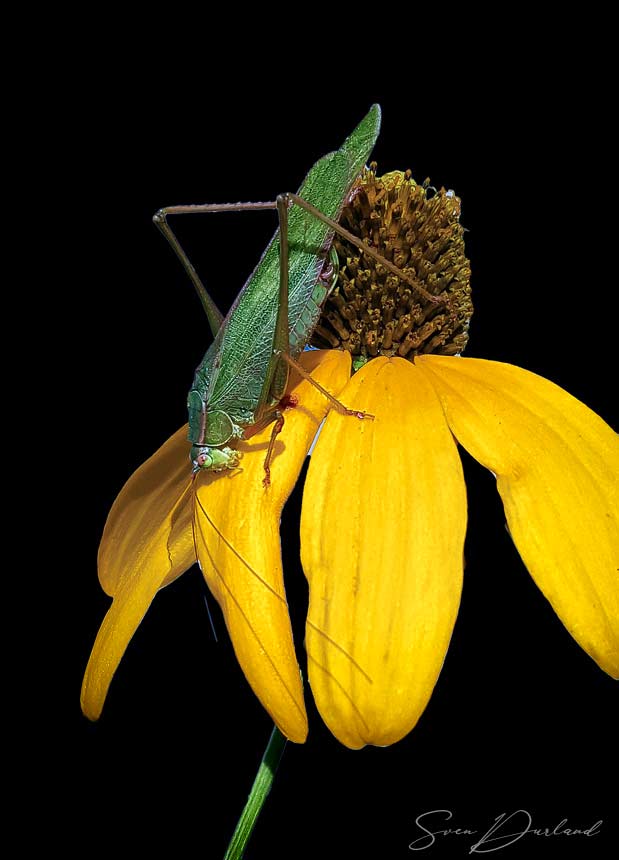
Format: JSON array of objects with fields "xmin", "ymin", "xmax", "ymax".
[{"xmin": 196, "ymin": 104, "xmax": 381, "ymax": 419}]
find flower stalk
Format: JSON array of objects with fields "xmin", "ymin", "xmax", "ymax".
[{"xmin": 224, "ymin": 725, "xmax": 287, "ymax": 860}]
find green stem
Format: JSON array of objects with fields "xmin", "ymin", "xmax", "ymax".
[{"xmin": 224, "ymin": 725, "xmax": 287, "ymax": 859}]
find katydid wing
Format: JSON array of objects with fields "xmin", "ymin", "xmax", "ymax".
[{"xmin": 161, "ymin": 105, "xmax": 382, "ymax": 472}]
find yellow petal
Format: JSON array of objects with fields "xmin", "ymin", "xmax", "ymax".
[
  {"xmin": 301, "ymin": 357, "xmax": 467, "ymax": 749},
  {"xmin": 194, "ymin": 349, "xmax": 352, "ymax": 744},
  {"xmin": 81, "ymin": 425, "xmax": 195, "ymax": 720},
  {"xmin": 419, "ymin": 355, "xmax": 619, "ymax": 678}
]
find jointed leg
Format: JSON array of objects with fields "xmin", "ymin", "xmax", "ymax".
[
  {"xmin": 285, "ymin": 192, "xmax": 442, "ymax": 306},
  {"xmin": 153, "ymin": 201, "xmax": 278, "ymax": 338},
  {"xmin": 278, "ymin": 351, "xmax": 374, "ymax": 420}
]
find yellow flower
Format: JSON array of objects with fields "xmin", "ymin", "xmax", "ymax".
[
  {"xmin": 302, "ymin": 351, "xmax": 618, "ymax": 748},
  {"xmin": 82, "ymin": 169, "xmax": 618, "ymax": 750},
  {"xmin": 81, "ymin": 350, "xmax": 351, "ymax": 744}
]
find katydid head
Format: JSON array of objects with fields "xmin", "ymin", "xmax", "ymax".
[{"xmin": 190, "ymin": 444, "xmax": 242, "ymax": 473}]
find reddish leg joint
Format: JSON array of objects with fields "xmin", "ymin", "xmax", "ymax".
[{"xmin": 279, "ymin": 393, "xmax": 298, "ymax": 410}]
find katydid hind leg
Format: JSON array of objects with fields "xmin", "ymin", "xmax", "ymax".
[
  {"xmin": 153, "ymin": 208, "xmax": 224, "ymax": 338},
  {"xmin": 254, "ymin": 193, "xmax": 293, "ymax": 422},
  {"xmin": 153, "ymin": 200, "xmax": 278, "ymax": 339}
]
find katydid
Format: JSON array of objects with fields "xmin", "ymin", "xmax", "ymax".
[{"xmin": 153, "ymin": 104, "xmax": 436, "ymax": 483}]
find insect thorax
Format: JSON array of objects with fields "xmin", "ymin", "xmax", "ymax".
[
  {"xmin": 187, "ymin": 389, "xmax": 245, "ymax": 444},
  {"xmin": 187, "ymin": 390, "xmax": 245, "ymax": 473}
]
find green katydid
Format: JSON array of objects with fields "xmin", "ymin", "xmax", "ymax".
[{"xmin": 153, "ymin": 104, "xmax": 438, "ymax": 484}]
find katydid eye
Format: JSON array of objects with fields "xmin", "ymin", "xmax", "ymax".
[{"xmin": 203, "ymin": 410, "xmax": 235, "ymax": 446}]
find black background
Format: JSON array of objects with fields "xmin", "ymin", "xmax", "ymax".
[{"xmin": 56, "ymin": 36, "xmax": 618, "ymax": 860}]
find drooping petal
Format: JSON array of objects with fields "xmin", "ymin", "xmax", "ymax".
[
  {"xmin": 194, "ymin": 350, "xmax": 352, "ymax": 744},
  {"xmin": 81, "ymin": 425, "xmax": 195, "ymax": 720},
  {"xmin": 419, "ymin": 355, "xmax": 619, "ymax": 678},
  {"xmin": 301, "ymin": 357, "xmax": 467, "ymax": 749}
]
